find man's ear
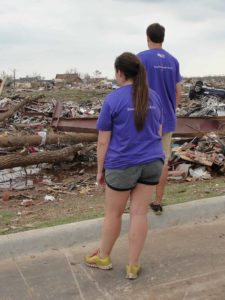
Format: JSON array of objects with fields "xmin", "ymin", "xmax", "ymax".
[{"xmin": 147, "ymin": 37, "xmax": 151, "ymax": 48}]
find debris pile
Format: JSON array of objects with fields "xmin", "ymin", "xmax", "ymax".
[
  {"xmin": 55, "ymin": 100, "xmax": 101, "ymax": 118},
  {"xmin": 0, "ymin": 95, "xmax": 102, "ymax": 134},
  {"xmin": 1, "ymin": 77, "xmax": 225, "ymax": 192},
  {"xmin": 0, "ymin": 92, "xmax": 99, "ymax": 202},
  {"xmin": 169, "ymin": 132, "xmax": 225, "ymax": 181},
  {"xmin": 177, "ymin": 80, "xmax": 225, "ymax": 117}
]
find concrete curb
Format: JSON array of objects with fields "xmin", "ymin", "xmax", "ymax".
[{"xmin": 0, "ymin": 196, "xmax": 225, "ymax": 260}]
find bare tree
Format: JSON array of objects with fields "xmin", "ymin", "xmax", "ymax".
[
  {"xmin": 65, "ymin": 68, "xmax": 81, "ymax": 77},
  {"xmin": 83, "ymin": 72, "xmax": 91, "ymax": 83},
  {"xmin": 0, "ymin": 70, "xmax": 7, "ymax": 79},
  {"xmin": 93, "ymin": 70, "xmax": 102, "ymax": 78},
  {"xmin": 31, "ymin": 72, "xmax": 44, "ymax": 80}
]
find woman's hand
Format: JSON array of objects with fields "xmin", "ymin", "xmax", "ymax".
[{"xmin": 96, "ymin": 172, "xmax": 105, "ymax": 186}]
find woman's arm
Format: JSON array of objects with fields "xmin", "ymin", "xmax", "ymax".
[{"xmin": 97, "ymin": 130, "xmax": 111, "ymax": 185}]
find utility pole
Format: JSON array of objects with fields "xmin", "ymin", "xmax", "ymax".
[{"xmin": 12, "ymin": 68, "xmax": 16, "ymax": 91}]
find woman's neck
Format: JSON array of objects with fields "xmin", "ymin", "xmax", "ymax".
[{"xmin": 121, "ymin": 79, "xmax": 133, "ymax": 86}]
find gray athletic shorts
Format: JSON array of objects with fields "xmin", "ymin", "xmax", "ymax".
[{"xmin": 105, "ymin": 160, "xmax": 163, "ymax": 191}]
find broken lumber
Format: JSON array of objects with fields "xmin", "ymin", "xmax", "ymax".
[
  {"xmin": 0, "ymin": 144, "xmax": 83, "ymax": 170},
  {"xmin": 0, "ymin": 132, "xmax": 98, "ymax": 147},
  {"xmin": 0, "ymin": 95, "xmax": 44, "ymax": 123},
  {"xmin": 0, "ymin": 77, "xmax": 7, "ymax": 96}
]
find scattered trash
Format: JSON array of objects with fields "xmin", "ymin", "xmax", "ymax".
[
  {"xmin": 20, "ymin": 199, "xmax": 34, "ymax": 207},
  {"xmin": 44, "ymin": 195, "xmax": 56, "ymax": 202},
  {"xmin": 189, "ymin": 166, "xmax": 211, "ymax": 180},
  {"xmin": 2, "ymin": 191, "xmax": 10, "ymax": 201}
]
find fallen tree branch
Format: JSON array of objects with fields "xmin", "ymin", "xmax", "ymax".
[
  {"xmin": 0, "ymin": 143, "xmax": 83, "ymax": 170},
  {"xmin": 0, "ymin": 132, "xmax": 98, "ymax": 147},
  {"xmin": 0, "ymin": 95, "xmax": 44, "ymax": 123}
]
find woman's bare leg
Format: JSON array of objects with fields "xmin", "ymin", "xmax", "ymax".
[
  {"xmin": 128, "ymin": 184, "xmax": 155, "ymax": 265},
  {"xmin": 99, "ymin": 185, "xmax": 129, "ymax": 257}
]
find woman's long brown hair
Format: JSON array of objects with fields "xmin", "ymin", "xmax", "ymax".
[{"xmin": 114, "ymin": 52, "xmax": 149, "ymax": 131}]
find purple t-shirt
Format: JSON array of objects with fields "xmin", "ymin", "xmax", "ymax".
[
  {"xmin": 96, "ymin": 84, "xmax": 165, "ymax": 169},
  {"xmin": 138, "ymin": 48, "xmax": 182, "ymax": 133}
]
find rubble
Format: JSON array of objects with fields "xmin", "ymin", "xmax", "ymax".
[
  {"xmin": 178, "ymin": 79, "xmax": 225, "ymax": 117},
  {"xmin": 169, "ymin": 132, "xmax": 225, "ymax": 181},
  {"xmin": 0, "ymin": 77, "xmax": 225, "ymax": 194},
  {"xmin": 0, "ymin": 77, "xmax": 225, "ymax": 235}
]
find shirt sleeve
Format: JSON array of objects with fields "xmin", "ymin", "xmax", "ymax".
[{"xmin": 96, "ymin": 99, "xmax": 112, "ymax": 131}]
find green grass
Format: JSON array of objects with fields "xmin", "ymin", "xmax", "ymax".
[
  {"xmin": 0, "ymin": 209, "xmax": 105, "ymax": 235},
  {"xmin": 163, "ymin": 177, "xmax": 225, "ymax": 205},
  {"xmin": 1, "ymin": 177, "xmax": 225, "ymax": 235},
  {"xmin": 31, "ymin": 210, "xmax": 105, "ymax": 229},
  {"xmin": 0, "ymin": 211, "xmax": 17, "ymax": 234},
  {"xmin": 42, "ymin": 89, "xmax": 107, "ymax": 103},
  {"xmin": 5, "ymin": 88, "xmax": 108, "ymax": 104}
]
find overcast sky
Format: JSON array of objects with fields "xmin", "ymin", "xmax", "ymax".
[{"xmin": 0, "ymin": 0, "xmax": 225, "ymax": 80}]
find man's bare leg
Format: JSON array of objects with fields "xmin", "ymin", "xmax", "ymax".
[
  {"xmin": 150, "ymin": 132, "xmax": 172, "ymax": 214},
  {"xmin": 150, "ymin": 164, "xmax": 167, "ymax": 214},
  {"xmin": 155, "ymin": 164, "xmax": 168, "ymax": 204}
]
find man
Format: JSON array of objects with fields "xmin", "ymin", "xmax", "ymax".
[{"xmin": 138, "ymin": 23, "xmax": 182, "ymax": 215}]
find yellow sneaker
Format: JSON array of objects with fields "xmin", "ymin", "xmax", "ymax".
[
  {"xmin": 126, "ymin": 264, "xmax": 141, "ymax": 279},
  {"xmin": 85, "ymin": 249, "xmax": 112, "ymax": 270}
]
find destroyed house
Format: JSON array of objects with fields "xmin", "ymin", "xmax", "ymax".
[
  {"xmin": 15, "ymin": 77, "xmax": 54, "ymax": 89},
  {"xmin": 15, "ymin": 76, "xmax": 42, "ymax": 89},
  {"xmin": 55, "ymin": 74, "xmax": 82, "ymax": 85}
]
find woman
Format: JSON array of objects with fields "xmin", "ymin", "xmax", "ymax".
[{"xmin": 85, "ymin": 52, "xmax": 164, "ymax": 279}]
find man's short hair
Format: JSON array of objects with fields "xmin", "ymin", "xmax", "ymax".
[{"xmin": 146, "ymin": 23, "xmax": 165, "ymax": 43}]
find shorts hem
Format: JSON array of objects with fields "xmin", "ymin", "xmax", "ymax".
[
  {"xmin": 138, "ymin": 181, "xmax": 159, "ymax": 186},
  {"xmin": 106, "ymin": 181, "xmax": 134, "ymax": 191}
]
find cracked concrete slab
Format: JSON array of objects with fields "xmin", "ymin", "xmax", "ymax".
[{"xmin": 1, "ymin": 217, "xmax": 225, "ymax": 299}]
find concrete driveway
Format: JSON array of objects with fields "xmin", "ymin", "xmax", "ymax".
[{"xmin": 1, "ymin": 216, "xmax": 225, "ymax": 299}]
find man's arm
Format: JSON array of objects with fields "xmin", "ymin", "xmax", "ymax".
[{"xmin": 176, "ymin": 82, "xmax": 182, "ymax": 106}]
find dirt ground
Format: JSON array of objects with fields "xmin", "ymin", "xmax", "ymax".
[
  {"xmin": 0, "ymin": 164, "xmax": 104, "ymax": 234},
  {"xmin": 1, "ymin": 162, "xmax": 225, "ymax": 235}
]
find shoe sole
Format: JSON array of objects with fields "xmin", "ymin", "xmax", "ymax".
[
  {"xmin": 126, "ymin": 273, "xmax": 138, "ymax": 279},
  {"xmin": 86, "ymin": 263, "xmax": 113, "ymax": 270},
  {"xmin": 155, "ymin": 211, "xmax": 162, "ymax": 215},
  {"xmin": 126, "ymin": 267, "xmax": 141, "ymax": 279}
]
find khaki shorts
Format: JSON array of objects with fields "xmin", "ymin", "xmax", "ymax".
[{"xmin": 162, "ymin": 132, "xmax": 173, "ymax": 164}]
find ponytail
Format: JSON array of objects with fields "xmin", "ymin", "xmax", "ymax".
[
  {"xmin": 114, "ymin": 52, "xmax": 149, "ymax": 131},
  {"xmin": 133, "ymin": 63, "xmax": 149, "ymax": 131}
]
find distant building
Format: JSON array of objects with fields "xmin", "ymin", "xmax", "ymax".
[
  {"xmin": 15, "ymin": 76, "xmax": 37, "ymax": 89},
  {"xmin": 55, "ymin": 74, "xmax": 82, "ymax": 86},
  {"xmin": 15, "ymin": 77, "xmax": 54, "ymax": 89}
]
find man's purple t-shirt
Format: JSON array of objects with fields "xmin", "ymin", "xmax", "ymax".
[
  {"xmin": 138, "ymin": 48, "xmax": 182, "ymax": 133},
  {"xmin": 96, "ymin": 84, "xmax": 165, "ymax": 169}
]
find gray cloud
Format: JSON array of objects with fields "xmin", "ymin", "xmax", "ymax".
[{"xmin": 0, "ymin": 0, "xmax": 224, "ymax": 78}]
